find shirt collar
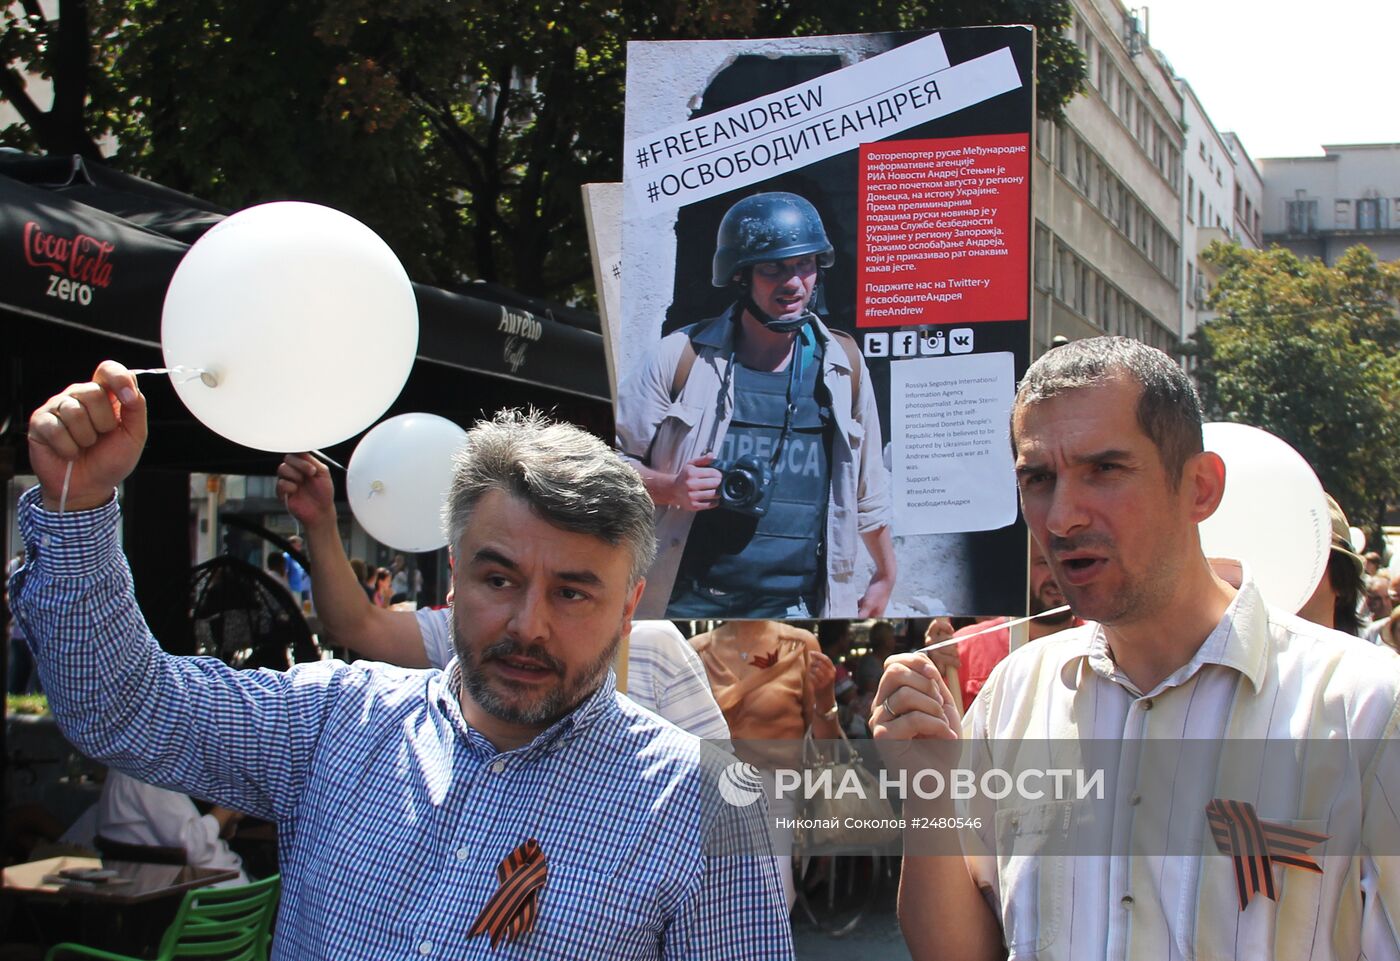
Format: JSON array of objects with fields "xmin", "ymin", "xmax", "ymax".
[
  {"xmin": 690, "ymin": 305, "xmax": 837, "ymax": 366},
  {"xmin": 433, "ymin": 660, "xmax": 619, "ymax": 762},
  {"xmin": 690, "ymin": 305, "xmax": 742, "ymax": 350},
  {"xmin": 1068, "ymin": 572, "xmax": 1269, "ymax": 696}
]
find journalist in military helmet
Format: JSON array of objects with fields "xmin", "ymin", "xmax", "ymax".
[{"xmin": 616, "ymin": 191, "xmax": 895, "ymax": 620}]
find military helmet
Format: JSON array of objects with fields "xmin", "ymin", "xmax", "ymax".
[{"xmin": 711, "ymin": 192, "xmax": 835, "ymax": 287}]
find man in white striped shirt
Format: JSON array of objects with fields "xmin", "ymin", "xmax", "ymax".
[{"xmin": 874, "ymin": 337, "xmax": 1400, "ymax": 960}]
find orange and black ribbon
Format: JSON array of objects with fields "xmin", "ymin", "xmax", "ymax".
[
  {"xmin": 1205, "ymin": 799, "xmax": 1327, "ymax": 910},
  {"xmin": 468, "ymin": 839, "xmax": 547, "ymax": 948},
  {"xmin": 751, "ymin": 648, "xmax": 781, "ymax": 669}
]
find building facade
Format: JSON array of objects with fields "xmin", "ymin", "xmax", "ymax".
[
  {"xmin": 1035, "ymin": 0, "xmax": 1184, "ymax": 358},
  {"xmin": 1177, "ymin": 79, "xmax": 1235, "ymax": 342},
  {"xmin": 1261, "ymin": 143, "xmax": 1400, "ymax": 265}
]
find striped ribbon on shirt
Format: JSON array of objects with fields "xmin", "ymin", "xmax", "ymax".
[
  {"xmin": 1206, "ymin": 798, "xmax": 1327, "ymax": 910},
  {"xmin": 468, "ymin": 839, "xmax": 548, "ymax": 948}
]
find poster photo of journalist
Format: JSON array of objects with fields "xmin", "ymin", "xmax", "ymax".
[{"xmin": 615, "ymin": 29, "xmax": 1035, "ymax": 621}]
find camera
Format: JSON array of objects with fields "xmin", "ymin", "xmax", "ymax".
[{"xmin": 714, "ymin": 454, "xmax": 775, "ymax": 518}]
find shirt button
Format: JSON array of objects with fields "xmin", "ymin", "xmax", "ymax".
[
  {"xmin": 1129, "ymin": 793, "xmax": 1142, "ymax": 806},
  {"xmin": 456, "ymin": 847, "xmax": 470, "ymax": 861},
  {"xmin": 490, "ymin": 761, "xmax": 506, "ymax": 774},
  {"xmin": 1121, "ymin": 894, "xmax": 1134, "ymax": 907},
  {"xmin": 419, "ymin": 941, "xmax": 433, "ymax": 955},
  {"xmin": 1140, "ymin": 698, "xmax": 1153, "ymax": 711}
]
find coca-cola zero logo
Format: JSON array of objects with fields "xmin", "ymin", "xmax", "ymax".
[{"xmin": 23, "ymin": 220, "xmax": 115, "ymax": 307}]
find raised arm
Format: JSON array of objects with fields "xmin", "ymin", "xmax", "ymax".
[
  {"xmin": 276, "ymin": 453, "xmax": 429, "ymax": 667},
  {"xmin": 15, "ymin": 363, "xmax": 349, "ymax": 821}
]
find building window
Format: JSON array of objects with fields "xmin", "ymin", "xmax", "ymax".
[
  {"xmin": 1074, "ymin": 141, "xmax": 1091, "ymax": 193},
  {"xmin": 1187, "ymin": 177, "xmax": 1195, "ymax": 222},
  {"xmin": 1037, "ymin": 117, "xmax": 1054, "ymax": 160},
  {"xmin": 1335, "ymin": 199, "xmax": 1352, "ymax": 228},
  {"xmin": 1285, "ymin": 199, "xmax": 1317, "ymax": 233},
  {"xmin": 1034, "ymin": 223, "xmax": 1052, "ymax": 290},
  {"xmin": 1357, "ymin": 198, "xmax": 1380, "ymax": 230}
]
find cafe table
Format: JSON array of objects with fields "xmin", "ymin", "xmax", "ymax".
[{"xmin": 3, "ymin": 855, "xmax": 241, "ymax": 953}]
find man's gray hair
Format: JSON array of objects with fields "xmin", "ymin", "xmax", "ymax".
[
  {"xmin": 1012, "ymin": 336, "xmax": 1203, "ymax": 486},
  {"xmin": 444, "ymin": 409, "xmax": 657, "ymax": 584}
]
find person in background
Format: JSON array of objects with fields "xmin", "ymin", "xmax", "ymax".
[
  {"xmin": 389, "ymin": 554, "xmax": 409, "ymax": 603},
  {"xmin": 688, "ymin": 619, "xmax": 841, "ymax": 909},
  {"xmin": 371, "ymin": 567, "xmax": 393, "ymax": 608},
  {"xmin": 1365, "ymin": 574, "xmax": 1394, "ymax": 625},
  {"xmin": 284, "ymin": 534, "xmax": 310, "ymax": 604},
  {"xmin": 943, "ymin": 541, "xmax": 1081, "ymax": 710},
  {"xmin": 816, "ymin": 619, "xmax": 853, "ymax": 670},
  {"xmin": 265, "ymin": 551, "xmax": 293, "ymax": 595},
  {"xmin": 348, "ymin": 558, "xmax": 370, "ymax": 600},
  {"xmin": 1297, "ymin": 494, "xmax": 1367, "ymax": 636},
  {"xmin": 62, "ymin": 770, "xmax": 249, "ymax": 886}
]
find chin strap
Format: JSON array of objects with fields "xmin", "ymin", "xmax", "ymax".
[{"xmin": 740, "ymin": 291, "xmax": 813, "ymax": 333}]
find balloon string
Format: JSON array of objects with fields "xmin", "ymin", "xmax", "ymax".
[
  {"xmin": 283, "ymin": 493, "xmax": 301, "ymax": 541},
  {"xmin": 128, "ymin": 366, "xmax": 216, "ymax": 386},
  {"xmin": 917, "ymin": 605, "xmax": 1073, "ymax": 655},
  {"xmin": 311, "ymin": 449, "xmax": 347, "ymax": 472},
  {"xmin": 58, "ymin": 461, "xmax": 74, "ymax": 515}
]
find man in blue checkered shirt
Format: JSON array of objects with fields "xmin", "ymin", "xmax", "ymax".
[{"xmin": 12, "ymin": 361, "xmax": 792, "ymax": 960}]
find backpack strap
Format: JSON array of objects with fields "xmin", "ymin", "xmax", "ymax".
[
  {"xmin": 826, "ymin": 328, "xmax": 863, "ymax": 418},
  {"xmin": 670, "ymin": 338, "xmax": 698, "ymax": 402}
]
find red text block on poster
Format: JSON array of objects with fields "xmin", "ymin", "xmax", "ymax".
[{"xmin": 858, "ymin": 134, "xmax": 1030, "ymax": 328}]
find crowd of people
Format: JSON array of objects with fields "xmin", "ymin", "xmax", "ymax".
[{"xmin": 6, "ymin": 336, "xmax": 1400, "ymax": 960}]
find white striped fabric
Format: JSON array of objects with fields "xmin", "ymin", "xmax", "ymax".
[{"xmin": 961, "ymin": 578, "xmax": 1400, "ymax": 960}]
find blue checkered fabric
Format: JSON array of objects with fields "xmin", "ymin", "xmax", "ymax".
[{"xmin": 11, "ymin": 486, "xmax": 792, "ymax": 960}]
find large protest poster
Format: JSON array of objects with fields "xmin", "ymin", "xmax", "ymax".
[{"xmin": 615, "ymin": 29, "xmax": 1032, "ymax": 620}]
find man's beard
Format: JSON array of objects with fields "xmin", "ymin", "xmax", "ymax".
[
  {"xmin": 451, "ymin": 612, "xmax": 623, "ymax": 727},
  {"xmin": 1031, "ymin": 586, "xmax": 1073, "ymax": 625}
]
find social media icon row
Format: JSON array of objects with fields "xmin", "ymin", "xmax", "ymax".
[{"xmin": 863, "ymin": 328, "xmax": 973, "ymax": 358}]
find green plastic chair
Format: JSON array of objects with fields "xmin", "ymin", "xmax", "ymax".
[{"xmin": 45, "ymin": 874, "xmax": 281, "ymax": 961}]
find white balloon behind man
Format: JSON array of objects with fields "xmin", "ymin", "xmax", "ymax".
[
  {"xmin": 346, "ymin": 413, "xmax": 468, "ymax": 553},
  {"xmin": 1199, "ymin": 422, "xmax": 1331, "ymax": 614}
]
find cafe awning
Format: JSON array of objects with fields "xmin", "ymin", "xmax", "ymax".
[{"xmin": 0, "ymin": 152, "xmax": 610, "ymax": 474}]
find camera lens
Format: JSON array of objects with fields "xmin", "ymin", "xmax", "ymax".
[{"xmin": 722, "ymin": 472, "xmax": 754, "ymax": 502}]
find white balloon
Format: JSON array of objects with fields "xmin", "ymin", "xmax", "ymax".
[
  {"xmin": 1349, "ymin": 526, "xmax": 1367, "ymax": 553},
  {"xmin": 347, "ymin": 413, "xmax": 467, "ymax": 553},
  {"xmin": 1200, "ymin": 422, "xmax": 1330, "ymax": 614},
  {"xmin": 162, "ymin": 201, "xmax": 418, "ymax": 452}
]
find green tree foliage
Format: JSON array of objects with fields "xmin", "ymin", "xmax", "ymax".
[
  {"xmin": 3, "ymin": 0, "xmax": 1082, "ymax": 299},
  {"xmin": 1192, "ymin": 242, "xmax": 1400, "ymax": 533},
  {"xmin": 0, "ymin": 0, "xmax": 126, "ymax": 158}
]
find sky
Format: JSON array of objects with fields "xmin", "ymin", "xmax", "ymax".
[{"xmin": 1143, "ymin": 0, "xmax": 1400, "ymax": 160}]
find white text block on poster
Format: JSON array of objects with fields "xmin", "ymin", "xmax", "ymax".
[
  {"xmin": 624, "ymin": 34, "xmax": 1025, "ymax": 214},
  {"xmin": 892, "ymin": 351, "xmax": 1017, "ymax": 535}
]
